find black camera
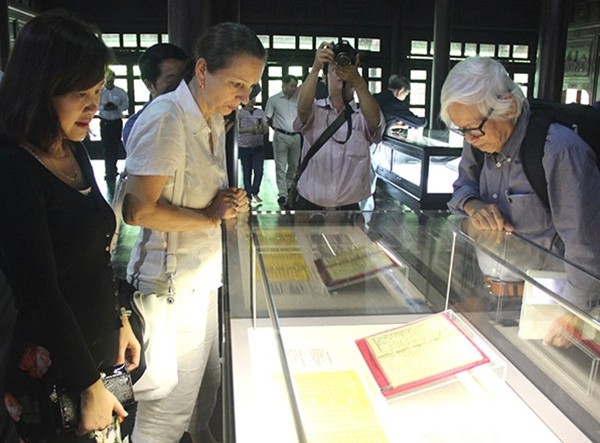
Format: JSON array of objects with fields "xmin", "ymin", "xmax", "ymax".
[{"xmin": 332, "ymin": 40, "xmax": 357, "ymax": 67}]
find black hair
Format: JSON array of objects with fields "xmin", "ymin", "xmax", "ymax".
[
  {"xmin": 282, "ymin": 74, "xmax": 298, "ymax": 85},
  {"xmin": 138, "ymin": 43, "xmax": 188, "ymax": 84},
  {"xmin": 388, "ymin": 74, "xmax": 411, "ymax": 91},
  {"xmin": 0, "ymin": 10, "xmax": 111, "ymax": 151},
  {"xmin": 193, "ymin": 22, "xmax": 267, "ymax": 72}
]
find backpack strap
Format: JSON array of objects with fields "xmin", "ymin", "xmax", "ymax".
[{"xmin": 520, "ymin": 109, "xmax": 553, "ymax": 208}]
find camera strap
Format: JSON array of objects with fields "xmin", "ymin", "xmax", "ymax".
[
  {"xmin": 295, "ymin": 110, "xmax": 347, "ymax": 180},
  {"xmin": 332, "ymin": 82, "xmax": 353, "ymax": 144}
]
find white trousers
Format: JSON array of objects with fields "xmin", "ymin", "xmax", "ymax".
[{"xmin": 131, "ymin": 286, "xmax": 220, "ymax": 443}]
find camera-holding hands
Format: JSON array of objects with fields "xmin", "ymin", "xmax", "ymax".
[{"xmin": 104, "ymin": 101, "xmax": 118, "ymax": 111}]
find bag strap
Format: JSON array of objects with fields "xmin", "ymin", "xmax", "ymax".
[
  {"xmin": 520, "ymin": 110, "xmax": 552, "ymax": 208},
  {"xmin": 295, "ymin": 105, "xmax": 352, "ymax": 181},
  {"xmin": 471, "ymin": 108, "xmax": 552, "ymax": 208},
  {"xmin": 165, "ymin": 153, "xmax": 186, "ymax": 299}
]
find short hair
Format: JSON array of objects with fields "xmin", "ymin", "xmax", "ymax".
[
  {"xmin": 193, "ymin": 22, "xmax": 267, "ymax": 73},
  {"xmin": 388, "ymin": 74, "xmax": 411, "ymax": 91},
  {"xmin": 0, "ymin": 11, "xmax": 111, "ymax": 151},
  {"xmin": 282, "ymin": 74, "xmax": 298, "ymax": 85},
  {"xmin": 440, "ymin": 57, "xmax": 527, "ymax": 127},
  {"xmin": 138, "ymin": 43, "xmax": 188, "ymax": 84}
]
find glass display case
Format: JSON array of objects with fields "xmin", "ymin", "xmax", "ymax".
[
  {"xmin": 373, "ymin": 129, "xmax": 463, "ymax": 210},
  {"xmin": 222, "ymin": 210, "xmax": 600, "ymax": 443}
]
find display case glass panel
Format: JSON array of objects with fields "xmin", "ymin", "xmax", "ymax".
[
  {"xmin": 223, "ymin": 211, "xmax": 600, "ymax": 442},
  {"xmin": 374, "ymin": 130, "xmax": 463, "ymax": 210}
]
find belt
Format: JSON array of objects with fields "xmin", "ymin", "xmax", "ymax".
[
  {"xmin": 274, "ymin": 128, "xmax": 299, "ymax": 136},
  {"xmin": 484, "ymin": 277, "xmax": 524, "ymax": 297}
]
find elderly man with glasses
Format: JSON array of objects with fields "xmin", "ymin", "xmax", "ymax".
[{"xmin": 440, "ymin": 57, "xmax": 600, "ymax": 339}]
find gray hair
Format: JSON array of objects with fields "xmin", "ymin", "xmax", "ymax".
[{"xmin": 440, "ymin": 57, "xmax": 527, "ymax": 127}]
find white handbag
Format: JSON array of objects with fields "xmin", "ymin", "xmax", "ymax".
[
  {"xmin": 127, "ymin": 163, "xmax": 185, "ymax": 401},
  {"xmin": 130, "ymin": 281, "xmax": 178, "ymax": 401}
]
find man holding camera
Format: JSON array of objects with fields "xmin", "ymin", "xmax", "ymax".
[{"xmin": 292, "ymin": 40, "xmax": 384, "ymax": 210}]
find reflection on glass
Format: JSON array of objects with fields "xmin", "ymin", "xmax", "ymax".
[
  {"xmin": 427, "ymin": 156, "xmax": 460, "ymax": 194},
  {"xmin": 392, "ymin": 151, "xmax": 422, "ymax": 186}
]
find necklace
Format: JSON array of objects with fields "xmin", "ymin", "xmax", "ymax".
[{"xmin": 23, "ymin": 143, "xmax": 79, "ymax": 182}]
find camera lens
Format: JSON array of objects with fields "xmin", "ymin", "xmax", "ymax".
[{"xmin": 335, "ymin": 52, "xmax": 351, "ymax": 66}]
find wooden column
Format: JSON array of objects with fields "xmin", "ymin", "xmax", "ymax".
[
  {"xmin": 389, "ymin": 0, "xmax": 403, "ymax": 78},
  {"xmin": 429, "ymin": 0, "xmax": 452, "ymax": 129},
  {"xmin": 0, "ymin": 0, "xmax": 9, "ymax": 70},
  {"xmin": 168, "ymin": 0, "xmax": 212, "ymax": 56},
  {"xmin": 535, "ymin": 0, "xmax": 568, "ymax": 101},
  {"xmin": 168, "ymin": 0, "xmax": 242, "ymax": 186}
]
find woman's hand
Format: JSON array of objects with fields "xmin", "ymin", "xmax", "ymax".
[
  {"xmin": 117, "ymin": 316, "xmax": 141, "ymax": 372},
  {"xmin": 77, "ymin": 378, "xmax": 127, "ymax": 435},
  {"xmin": 233, "ymin": 188, "xmax": 250, "ymax": 213},
  {"xmin": 207, "ymin": 187, "xmax": 249, "ymax": 220}
]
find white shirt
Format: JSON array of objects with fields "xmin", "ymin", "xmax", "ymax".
[
  {"xmin": 98, "ymin": 85, "xmax": 128, "ymax": 121},
  {"xmin": 265, "ymin": 91, "xmax": 298, "ymax": 133},
  {"xmin": 293, "ymin": 98, "xmax": 384, "ymax": 207},
  {"xmin": 125, "ymin": 80, "xmax": 227, "ymax": 290}
]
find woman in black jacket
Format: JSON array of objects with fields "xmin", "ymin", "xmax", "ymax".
[{"xmin": 0, "ymin": 11, "xmax": 140, "ymax": 442}]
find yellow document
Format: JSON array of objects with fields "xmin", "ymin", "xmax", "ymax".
[{"xmin": 293, "ymin": 370, "xmax": 388, "ymax": 443}]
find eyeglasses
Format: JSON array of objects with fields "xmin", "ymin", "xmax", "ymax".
[{"xmin": 448, "ymin": 108, "xmax": 494, "ymax": 137}]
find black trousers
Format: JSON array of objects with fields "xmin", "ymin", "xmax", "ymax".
[
  {"xmin": 100, "ymin": 118, "xmax": 124, "ymax": 182},
  {"xmin": 294, "ymin": 193, "xmax": 360, "ymax": 211}
]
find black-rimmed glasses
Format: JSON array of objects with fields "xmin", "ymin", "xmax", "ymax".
[{"xmin": 448, "ymin": 108, "xmax": 494, "ymax": 137}]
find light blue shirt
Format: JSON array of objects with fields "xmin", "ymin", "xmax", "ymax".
[{"xmin": 448, "ymin": 107, "xmax": 600, "ymax": 309}]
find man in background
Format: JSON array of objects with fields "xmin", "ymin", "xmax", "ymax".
[
  {"xmin": 122, "ymin": 43, "xmax": 188, "ymax": 146},
  {"xmin": 265, "ymin": 75, "xmax": 301, "ymax": 207},
  {"xmin": 374, "ymin": 74, "xmax": 427, "ymax": 132},
  {"xmin": 99, "ymin": 69, "xmax": 129, "ymax": 199},
  {"xmin": 361, "ymin": 74, "xmax": 428, "ymax": 211},
  {"xmin": 238, "ymin": 98, "xmax": 269, "ymax": 205},
  {"xmin": 293, "ymin": 41, "xmax": 383, "ymax": 210},
  {"xmin": 112, "ymin": 43, "xmax": 188, "ymax": 278}
]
